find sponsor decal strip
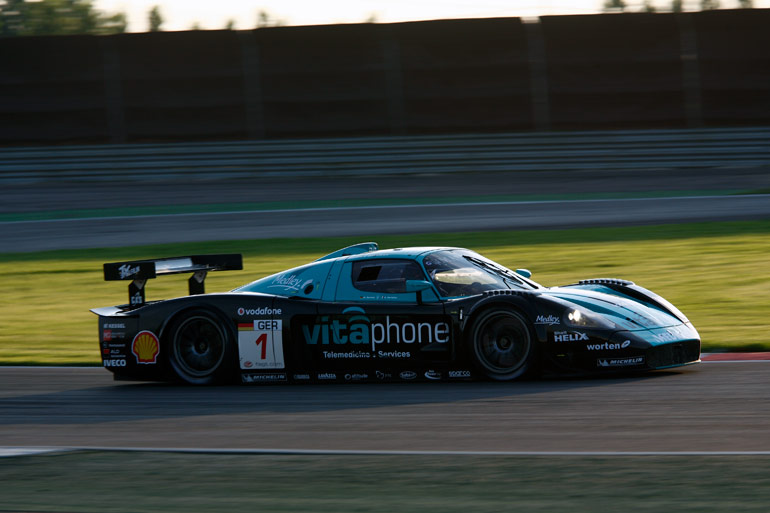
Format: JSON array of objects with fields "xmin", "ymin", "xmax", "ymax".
[
  {"xmin": 238, "ymin": 320, "xmax": 284, "ymax": 370},
  {"xmin": 598, "ymin": 356, "xmax": 645, "ymax": 368},
  {"xmin": 237, "ymin": 307, "xmax": 282, "ymax": 316},
  {"xmin": 302, "ymin": 309, "xmax": 450, "ymax": 354},
  {"xmin": 587, "ymin": 340, "xmax": 631, "ymax": 351},
  {"xmin": 536, "ymin": 315, "xmax": 560, "ymax": 326},
  {"xmin": 131, "ymin": 331, "xmax": 159, "ymax": 364},
  {"xmin": 118, "ymin": 264, "xmax": 140, "ymax": 279},
  {"xmin": 14, "ymin": 357, "xmax": 769, "ymax": 374},
  {"xmin": 554, "ymin": 331, "xmax": 589, "ymax": 342},
  {"xmin": 242, "ymin": 373, "xmax": 287, "ymax": 383}
]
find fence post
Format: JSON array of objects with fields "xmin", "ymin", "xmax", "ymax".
[
  {"xmin": 239, "ymin": 30, "xmax": 265, "ymax": 139},
  {"xmin": 100, "ymin": 35, "xmax": 126, "ymax": 144},
  {"xmin": 677, "ymin": 13, "xmax": 703, "ymax": 128},
  {"xmin": 381, "ymin": 35, "xmax": 406, "ymax": 136},
  {"xmin": 524, "ymin": 18, "xmax": 550, "ymax": 131}
]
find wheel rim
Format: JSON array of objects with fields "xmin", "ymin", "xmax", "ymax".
[
  {"xmin": 475, "ymin": 313, "xmax": 531, "ymax": 375},
  {"xmin": 172, "ymin": 316, "xmax": 226, "ymax": 378}
]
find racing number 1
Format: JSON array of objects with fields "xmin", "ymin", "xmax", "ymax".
[
  {"xmin": 254, "ymin": 332, "xmax": 267, "ymax": 360},
  {"xmin": 238, "ymin": 320, "xmax": 284, "ymax": 370}
]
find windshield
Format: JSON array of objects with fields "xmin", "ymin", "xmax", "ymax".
[{"xmin": 422, "ymin": 249, "xmax": 539, "ymax": 298}]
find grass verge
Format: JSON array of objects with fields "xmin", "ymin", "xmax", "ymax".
[
  {"xmin": 1, "ymin": 451, "xmax": 769, "ymax": 512},
  {"xmin": 0, "ymin": 220, "xmax": 768, "ymax": 364}
]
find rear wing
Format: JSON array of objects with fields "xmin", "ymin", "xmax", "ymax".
[{"xmin": 103, "ymin": 254, "xmax": 243, "ymax": 307}]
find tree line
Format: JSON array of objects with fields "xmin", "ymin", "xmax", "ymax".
[
  {"xmin": 0, "ymin": 0, "xmax": 126, "ymax": 36},
  {"xmin": 603, "ymin": 0, "xmax": 753, "ymax": 12},
  {"xmin": 0, "ymin": 1, "xmax": 288, "ymax": 36},
  {"xmin": 0, "ymin": 0, "xmax": 758, "ymax": 37}
]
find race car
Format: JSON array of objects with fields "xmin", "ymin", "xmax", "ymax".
[{"xmin": 92, "ymin": 242, "xmax": 700, "ymax": 385}]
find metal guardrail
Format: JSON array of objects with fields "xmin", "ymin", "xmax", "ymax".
[{"xmin": 1, "ymin": 127, "xmax": 769, "ymax": 183}]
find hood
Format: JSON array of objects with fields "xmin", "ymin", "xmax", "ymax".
[{"xmin": 544, "ymin": 286, "xmax": 682, "ymax": 331}]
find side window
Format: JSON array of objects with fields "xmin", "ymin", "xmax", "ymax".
[{"xmin": 352, "ymin": 260, "xmax": 426, "ymax": 294}]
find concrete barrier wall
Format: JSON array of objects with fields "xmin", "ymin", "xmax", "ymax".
[{"xmin": 1, "ymin": 10, "xmax": 768, "ymax": 145}]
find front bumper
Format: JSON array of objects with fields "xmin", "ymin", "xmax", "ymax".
[
  {"xmin": 597, "ymin": 324, "xmax": 701, "ymax": 371},
  {"xmin": 546, "ymin": 322, "xmax": 701, "ymax": 373}
]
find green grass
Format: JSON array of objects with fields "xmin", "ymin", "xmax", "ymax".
[
  {"xmin": 2, "ymin": 451, "xmax": 770, "ymax": 512},
  {"xmin": 1, "ymin": 220, "xmax": 768, "ymax": 364}
]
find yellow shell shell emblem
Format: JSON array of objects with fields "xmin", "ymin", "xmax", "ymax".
[{"xmin": 132, "ymin": 331, "xmax": 159, "ymax": 364}]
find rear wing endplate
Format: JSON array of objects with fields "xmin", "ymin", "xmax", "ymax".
[{"xmin": 103, "ymin": 254, "xmax": 243, "ymax": 307}]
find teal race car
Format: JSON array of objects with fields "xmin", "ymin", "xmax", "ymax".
[{"xmin": 93, "ymin": 242, "xmax": 701, "ymax": 384}]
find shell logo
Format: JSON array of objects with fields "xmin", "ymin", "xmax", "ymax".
[{"xmin": 132, "ymin": 330, "xmax": 159, "ymax": 364}]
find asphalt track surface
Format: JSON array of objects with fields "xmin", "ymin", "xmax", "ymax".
[
  {"xmin": 1, "ymin": 361, "xmax": 769, "ymax": 454},
  {"xmin": 1, "ymin": 167, "xmax": 769, "ymax": 457},
  {"xmin": 2, "ymin": 167, "xmax": 769, "ymax": 252}
]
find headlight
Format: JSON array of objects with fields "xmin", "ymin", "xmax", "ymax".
[{"xmin": 563, "ymin": 307, "xmax": 616, "ymax": 329}]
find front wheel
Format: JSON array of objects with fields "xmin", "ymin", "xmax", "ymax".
[
  {"xmin": 167, "ymin": 309, "xmax": 235, "ymax": 385},
  {"xmin": 470, "ymin": 309, "xmax": 536, "ymax": 381}
]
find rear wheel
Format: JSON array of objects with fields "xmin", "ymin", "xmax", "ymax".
[
  {"xmin": 167, "ymin": 309, "xmax": 234, "ymax": 385},
  {"xmin": 470, "ymin": 309, "xmax": 535, "ymax": 381}
]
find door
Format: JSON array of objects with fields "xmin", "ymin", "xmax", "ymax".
[{"xmin": 298, "ymin": 258, "xmax": 452, "ymax": 377}]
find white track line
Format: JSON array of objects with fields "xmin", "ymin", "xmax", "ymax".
[
  {"xmin": 0, "ymin": 447, "xmax": 76, "ymax": 458},
  {"xmin": 3, "ymin": 446, "xmax": 770, "ymax": 457},
  {"xmin": 4, "ymin": 194, "xmax": 768, "ymax": 225}
]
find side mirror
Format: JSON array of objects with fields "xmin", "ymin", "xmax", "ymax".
[
  {"xmin": 406, "ymin": 280, "xmax": 433, "ymax": 292},
  {"xmin": 515, "ymin": 269, "xmax": 532, "ymax": 279},
  {"xmin": 406, "ymin": 280, "xmax": 435, "ymax": 305}
]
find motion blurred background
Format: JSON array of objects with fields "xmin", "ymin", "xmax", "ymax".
[
  {"xmin": 1, "ymin": 2, "xmax": 770, "ymax": 512},
  {"xmin": 1, "ymin": 0, "xmax": 769, "ymax": 355},
  {"xmin": 2, "ymin": 2, "xmax": 769, "ymax": 143}
]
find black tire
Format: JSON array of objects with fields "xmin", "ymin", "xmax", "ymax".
[
  {"xmin": 167, "ymin": 309, "xmax": 235, "ymax": 385},
  {"xmin": 470, "ymin": 309, "xmax": 536, "ymax": 381}
]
